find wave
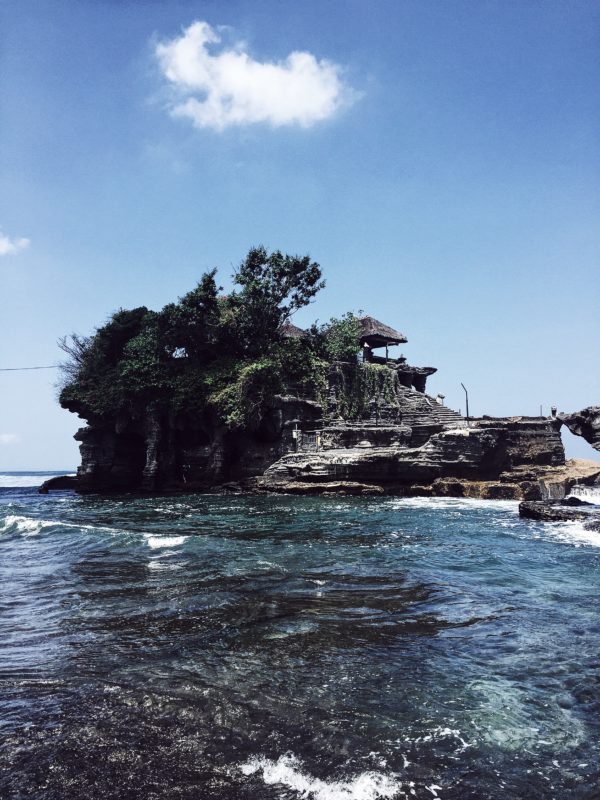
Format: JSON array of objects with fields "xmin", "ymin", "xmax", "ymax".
[
  {"xmin": 540, "ymin": 520, "xmax": 600, "ymax": 549},
  {"xmin": 0, "ymin": 514, "xmax": 131, "ymax": 538},
  {"xmin": 239, "ymin": 753, "xmax": 402, "ymax": 800},
  {"xmin": 145, "ymin": 534, "xmax": 189, "ymax": 549},
  {"xmin": 0, "ymin": 514, "xmax": 54, "ymax": 535},
  {"xmin": 0, "ymin": 472, "xmax": 75, "ymax": 488},
  {"xmin": 386, "ymin": 497, "xmax": 519, "ymax": 512}
]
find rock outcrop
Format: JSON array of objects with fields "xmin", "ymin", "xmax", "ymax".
[
  {"xmin": 258, "ymin": 417, "xmax": 592, "ymax": 500},
  {"xmin": 559, "ymin": 407, "xmax": 600, "ymax": 452},
  {"xmin": 65, "ymin": 356, "xmax": 599, "ymax": 498},
  {"xmin": 519, "ymin": 498, "xmax": 600, "ymax": 531},
  {"xmin": 38, "ymin": 475, "xmax": 78, "ymax": 493},
  {"xmin": 72, "ymin": 395, "xmax": 321, "ymax": 493}
]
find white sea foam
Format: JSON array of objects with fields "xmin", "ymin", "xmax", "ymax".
[
  {"xmin": 567, "ymin": 485, "xmax": 600, "ymax": 502},
  {"xmin": 386, "ymin": 497, "xmax": 519, "ymax": 512},
  {"xmin": 239, "ymin": 754, "xmax": 402, "ymax": 799},
  {"xmin": 145, "ymin": 534, "xmax": 188, "ymax": 549},
  {"xmin": 539, "ymin": 521, "xmax": 600, "ymax": 549},
  {"xmin": 410, "ymin": 726, "xmax": 470, "ymax": 753}
]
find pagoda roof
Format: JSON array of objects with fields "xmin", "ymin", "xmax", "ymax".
[
  {"xmin": 281, "ymin": 321, "xmax": 308, "ymax": 339},
  {"xmin": 358, "ymin": 316, "xmax": 407, "ymax": 348}
]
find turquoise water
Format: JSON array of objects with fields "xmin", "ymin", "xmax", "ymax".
[{"xmin": 1, "ymin": 475, "xmax": 599, "ymax": 799}]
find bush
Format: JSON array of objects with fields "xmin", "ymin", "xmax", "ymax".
[
  {"xmin": 59, "ymin": 247, "xmax": 328, "ymax": 429},
  {"xmin": 323, "ymin": 313, "xmax": 361, "ymax": 362}
]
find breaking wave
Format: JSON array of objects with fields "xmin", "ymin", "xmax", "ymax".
[
  {"xmin": 539, "ymin": 520, "xmax": 600, "ymax": 548},
  {"xmin": 0, "ymin": 514, "xmax": 54, "ymax": 535},
  {"xmin": 0, "ymin": 514, "xmax": 130, "ymax": 538},
  {"xmin": 240, "ymin": 754, "xmax": 402, "ymax": 800}
]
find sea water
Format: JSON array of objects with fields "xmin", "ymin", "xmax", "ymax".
[{"xmin": 1, "ymin": 473, "xmax": 599, "ymax": 799}]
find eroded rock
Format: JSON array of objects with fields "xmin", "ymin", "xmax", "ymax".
[{"xmin": 559, "ymin": 407, "xmax": 600, "ymax": 452}]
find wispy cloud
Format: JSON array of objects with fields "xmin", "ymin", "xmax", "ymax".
[
  {"xmin": 0, "ymin": 434, "xmax": 20, "ymax": 445},
  {"xmin": 155, "ymin": 21, "xmax": 357, "ymax": 131},
  {"xmin": 0, "ymin": 231, "xmax": 30, "ymax": 257}
]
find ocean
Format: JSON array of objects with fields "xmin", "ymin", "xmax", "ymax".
[{"xmin": 1, "ymin": 472, "xmax": 599, "ymax": 799}]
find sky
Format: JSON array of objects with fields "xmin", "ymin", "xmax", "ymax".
[{"xmin": 0, "ymin": 0, "xmax": 599, "ymax": 470}]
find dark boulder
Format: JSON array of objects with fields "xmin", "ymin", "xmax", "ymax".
[
  {"xmin": 38, "ymin": 475, "xmax": 78, "ymax": 494},
  {"xmin": 519, "ymin": 499, "xmax": 600, "ymax": 528}
]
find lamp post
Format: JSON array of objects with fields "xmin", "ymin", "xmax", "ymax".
[{"xmin": 461, "ymin": 383, "xmax": 470, "ymax": 424}]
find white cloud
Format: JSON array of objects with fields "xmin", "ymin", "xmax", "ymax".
[
  {"xmin": 0, "ymin": 231, "xmax": 30, "ymax": 256},
  {"xmin": 155, "ymin": 21, "xmax": 357, "ymax": 130},
  {"xmin": 0, "ymin": 434, "xmax": 20, "ymax": 445}
]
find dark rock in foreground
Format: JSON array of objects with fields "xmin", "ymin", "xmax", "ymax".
[
  {"xmin": 519, "ymin": 498, "xmax": 600, "ymax": 531},
  {"xmin": 38, "ymin": 475, "xmax": 78, "ymax": 493}
]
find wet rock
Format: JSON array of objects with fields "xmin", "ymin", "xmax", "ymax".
[
  {"xmin": 519, "ymin": 500, "xmax": 600, "ymax": 529},
  {"xmin": 560, "ymin": 496, "xmax": 594, "ymax": 507},
  {"xmin": 38, "ymin": 475, "xmax": 78, "ymax": 493},
  {"xmin": 263, "ymin": 480, "xmax": 386, "ymax": 496}
]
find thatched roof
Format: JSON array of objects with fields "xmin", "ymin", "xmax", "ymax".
[
  {"xmin": 358, "ymin": 316, "xmax": 407, "ymax": 347},
  {"xmin": 281, "ymin": 322, "xmax": 308, "ymax": 339}
]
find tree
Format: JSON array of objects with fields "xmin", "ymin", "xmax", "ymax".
[
  {"xmin": 158, "ymin": 269, "xmax": 220, "ymax": 361},
  {"xmin": 230, "ymin": 246, "xmax": 325, "ymax": 356},
  {"xmin": 322, "ymin": 312, "xmax": 361, "ymax": 362},
  {"xmin": 58, "ymin": 246, "xmax": 327, "ymax": 424}
]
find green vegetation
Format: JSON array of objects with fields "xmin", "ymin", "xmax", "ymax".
[
  {"xmin": 320, "ymin": 312, "xmax": 361, "ymax": 363},
  {"xmin": 59, "ymin": 247, "xmax": 361, "ymax": 429},
  {"xmin": 331, "ymin": 362, "xmax": 402, "ymax": 421}
]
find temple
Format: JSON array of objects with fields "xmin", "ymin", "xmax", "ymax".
[
  {"xmin": 284, "ymin": 315, "xmax": 437, "ymax": 395},
  {"xmin": 358, "ymin": 315, "xmax": 437, "ymax": 394},
  {"xmin": 63, "ymin": 309, "xmax": 575, "ymax": 499}
]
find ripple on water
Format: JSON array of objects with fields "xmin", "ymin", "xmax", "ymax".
[{"xmin": 1, "ymin": 490, "xmax": 600, "ymax": 799}]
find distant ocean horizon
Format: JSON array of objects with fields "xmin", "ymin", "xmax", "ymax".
[{"xmin": 0, "ymin": 470, "xmax": 76, "ymax": 488}]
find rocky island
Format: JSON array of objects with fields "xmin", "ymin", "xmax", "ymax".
[{"xmin": 55, "ymin": 248, "xmax": 600, "ymax": 500}]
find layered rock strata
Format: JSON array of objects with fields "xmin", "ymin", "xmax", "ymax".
[
  {"xmin": 259, "ymin": 416, "xmax": 580, "ymax": 500},
  {"xmin": 61, "ymin": 358, "xmax": 599, "ymax": 497}
]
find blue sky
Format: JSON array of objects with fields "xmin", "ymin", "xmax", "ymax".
[{"xmin": 1, "ymin": 0, "xmax": 599, "ymax": 469}]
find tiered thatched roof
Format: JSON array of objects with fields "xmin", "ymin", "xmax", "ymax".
[
  {"xmin": 358, "ymin": 316, "xmax": 407, "ymax": 348},
  {"xmin": 281, "ymin": 322, "xmax": 308, "ymax": 339}
]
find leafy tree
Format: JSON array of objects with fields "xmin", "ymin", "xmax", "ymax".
[
  {"xmin": 229, "ymin": 246, "xmax": 325, "ymax": 356},
  {"xmin": 158, "ymin": 270, "xmax": 220, "ymax": 361},
  {"xmin": 59, "ymin": 247, "xmax": 327, "ymax": 426},
  {"xmin": 321, "ymin": 312, "xmax": 361, "ymax": 362}
]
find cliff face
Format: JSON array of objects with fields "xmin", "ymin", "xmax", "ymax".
[
  {"xmin": 73, "ymin": 395, "xmax": 321, "ymax": 493},
  {"xmin": 66, "ymin": 357, "xmax": 584, "ymax": 499}
]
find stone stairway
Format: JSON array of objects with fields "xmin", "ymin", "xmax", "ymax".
[{"xmin": 395, "ymin": 387, "xmax": 463, "ymax": 427}]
